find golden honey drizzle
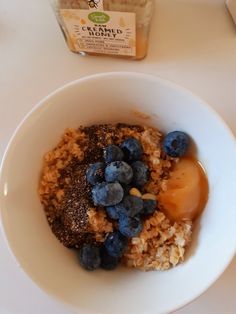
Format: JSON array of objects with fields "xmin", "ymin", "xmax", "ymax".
[{"xmin": 158, "ymin": 157, "xmax": 209, "ymax": 222}]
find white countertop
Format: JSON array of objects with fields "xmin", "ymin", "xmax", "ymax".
[{"xmin": 0, "ymin": 0, "xmax": 235, "ymax": 313}]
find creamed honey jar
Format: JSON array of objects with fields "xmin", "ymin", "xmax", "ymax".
[{"xmin": 50, "ymin": 0, "xmax": 154, "ymax": 59}]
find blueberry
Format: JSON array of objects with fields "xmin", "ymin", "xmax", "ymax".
[
  {"xmin": 106, "ymin": 206, "xmax": 120, "ymax": 220},
  {"xmin": 121, "ymin": 195, "xmax": 143, "ymax": 217},
  {"xmin": 163, "ymin": 131, "xmax": 189, "ymax": 157},
  {"xmin": 141, "ymin": 199, "xmax": 157, "ymax": 215},
  {"xmin": 120, "ymin": 137, "xmax": 143, "ymax": 162},
  {"xmin": 132, "ymin": 161, "xmax": 150, "ymax": 187},
  {"xmin": 104, "ymin": 231, "xmax": 128, "ymax": 258},
  {"xmin": 86, "ymin": 162, "xmax": 105, "ymax": 185},
  {"xmin": 105, "ymin": 203, "xmax": 127, "ymax": 220},
  {"xmin": 92, "ymin": 182, "xmax": 124, "ymax": 206},
  {"xmin": 105, "ymin": 161, "xmax": 133, "ymax": 184},
  {"xmin": 119, "ymin": 215, "xmax": 143, "ymax": 238},
  {"xmin": 100, "ymin": 246, "xmax": 120, "ymax": 270},
  {"xmin": 79, "ymin": 244, "xmax": 101, "ymax": 271},
  {"xmin": 104, "ymin": 145, "xmax": 124, "ymax": 163}
]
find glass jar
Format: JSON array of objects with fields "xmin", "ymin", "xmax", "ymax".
[{"xmin": 50, "ymin": 0, "xmax": 155, "ymax": 60}]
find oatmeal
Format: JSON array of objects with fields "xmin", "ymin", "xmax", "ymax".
[{"xmin": 39, "ymin": 123, "xmax": 208, "ymax": 271}]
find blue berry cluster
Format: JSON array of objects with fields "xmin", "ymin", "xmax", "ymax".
[
  {"xmin": 79, "ymin": 242, "xmax": 121, "ymax": 271},
  {"xmin": 79, "ymin": 131, "xmax": 190, "ymax": 271},
  {"xmin": 80, "ymin": 137, "xmax": 158, "ymax": 271}
]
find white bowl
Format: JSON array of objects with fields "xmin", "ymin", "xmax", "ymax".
[{"xmin": 0, "ymin": 72, "xmax": 236, "ymax": 314}]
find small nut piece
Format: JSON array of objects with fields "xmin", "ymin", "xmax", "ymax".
[
  {"xmin": 129, "ymin": 188, "xmax": 142, "ymax": 198},
  {"xmin": 142, "ymin": 193, "xmax": 157, "ymax": 201}
]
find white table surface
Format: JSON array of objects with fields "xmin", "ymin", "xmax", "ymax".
[{"xmin": 0, "ymin": 0, "xmax": 235, "ymax": 313}]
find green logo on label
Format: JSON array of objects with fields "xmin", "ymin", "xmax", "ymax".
[{"xmin": 88, "ymin": 12, "xmax": 110, "ymax": 24}]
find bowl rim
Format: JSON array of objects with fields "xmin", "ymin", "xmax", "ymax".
[{"xmin": 0, "ymin": 71, "xmax": 236, "ymax": 314}]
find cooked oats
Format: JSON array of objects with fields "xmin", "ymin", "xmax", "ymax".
[
  {"xmin": 123, "ymin": 211, "xmax": 192, "ymax": 270},
  {"xmin": 39, "ymin": 123, "xmax": 193, "ymax": 271}
]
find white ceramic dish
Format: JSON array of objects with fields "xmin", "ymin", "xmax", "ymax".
[{"xmin": 0, "ymin": 72, "xmax": 236, "ymax": 314}]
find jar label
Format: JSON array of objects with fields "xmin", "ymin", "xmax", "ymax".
[{"xmin": 60, "ymin": 8, "xmax": 136, "ymax": 57}]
